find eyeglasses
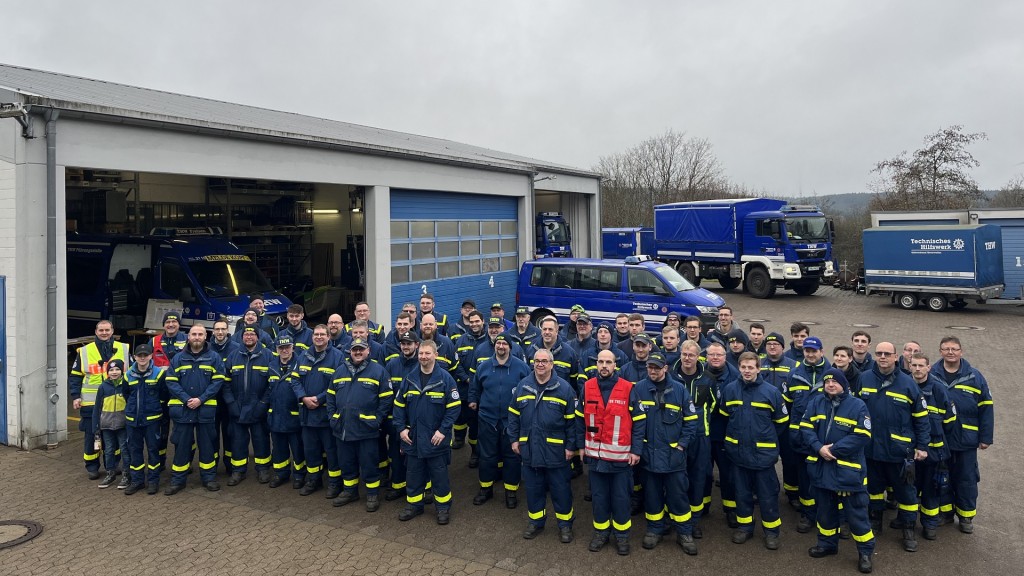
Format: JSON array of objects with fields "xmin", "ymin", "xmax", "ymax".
[
  {"xmin": 875, "ymin": 351, "xmax": 895, "ymax": 357},
  {"xmin": 533, "ymin": 359, "xmax": 552, "ymax": 364},
  {"xmin": 940, "ymin": 347, "xmax": 961, "ymax": 353}
]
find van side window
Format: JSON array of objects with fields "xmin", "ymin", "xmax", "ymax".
[
  {"xmin": 756, "ymin": 219, "xmax": 782, "ymax": 240},
  {"xmin": 531, "ymin": 266, "xmax": 578, "ymax": 289},
  {"xmin": 578, "ymin": 267, "xmax": 620, "ymax": 291},
  {"xmin": 160, "ymin": 259, "xmax": 189, "ymax": 301},
  {"xmin": 627, "ymin": 268, "xmax": 668, "ymax": 295}
]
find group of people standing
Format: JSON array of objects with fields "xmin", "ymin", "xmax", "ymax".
[{"xmin": 68, "ymin": 297, "xmax": 993, "ymax": 574}]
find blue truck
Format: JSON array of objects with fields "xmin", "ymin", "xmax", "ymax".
[
  {"xmin": 862, "ymin": 224, "xmax": 1004, "ymax": 311},
  {"xmin": 602, "ymin": 227, "xmax": 655, "ymax": 259},
  {"xmin": 653, "ymin": 198, "xmax": 834, "ymax": 298},
  {"xmin": 66, "ymin": 227, "xmax": 291, "ymax": 337},
  {"xmin": 535, "ymin": 212, "xmax": 573, "ymax": 258}
]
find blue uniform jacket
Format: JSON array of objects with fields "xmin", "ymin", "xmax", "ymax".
[
  {"xmin": 581, "ymin": 345, "xmax": 628, "ymax": 381},
  {"xmin": 719, "ymin": 375, "xmax": 789, "ymax": 470},
  {"xmin": 231, "ymin": 326, "xmax": 275, "ymax": 349},
  {"xmin": 224, "ymin": 345, "xmax": 276, "ymax": 424},
  {"xmin": 760, "ymin": 355, "xmax": 804, "ymax": 405},
  {"xmin": 507, "ymin": 325, "xmax": 541, "ymax": 350},
  {"xmin": 327, "ymin": 359, "xmax": 393, "ymax": 442},
  {"xmin": 800, "ymin": 389, "xmax": 871, "ymax": 492},
  {"xmin": 290, "ymin": 345, "xmax": 344, "ymax": 428},
  {"xmin": 636, "ymin": 376, "xmax": 698, "ymax": 473},
  {"xmin": 930, "ymin": 358, "xmax": 994, "ymax": 450},
  {"xmin": 124, "ymin": 362, "xmax": 167, "ymax": 427},
  {"xmin": 472, "ymin": 336, "xmax": 526, "ymax": 367},
  {"xmin": 165, "ymin": 344, "xmax": 225, "ymax": 424},
  {"xmin": 392, "ymin": 367, "xmax": 461, "ymax": 459},
  {"xmin": 789, "ymin": 359, "xmax": 830, "ymax": 453},
  {"xmin": 209, "ymin": 337, "xmax": 240, "ymax": 365},
  {"xmin": 675, "ymin": 363, "xmax": 716, "ymax": 439},
  {"xmin": 857, "ymin": 366, "xmax": 930, "ymax": 462},
  {"xmin": 917, "ymin": 374, "xmax": 953, "ymax": 463},
  {"xmin": 267, "ymin": 355, "xmax": 301, "ymax": 433},
  {"xmin": 280, "ymin": 322, "xmax": 314, "ymax": 351},
  {"xmin": 706, "ymin": 363, "xmax": 739, "ymax": 442},
  {"xmin": 526, "ymin": 342, "xmax": 580, "ymax": 392},
  {"xmin": 507, "ymin": 374, "xmax": 578, "ymax": 468},
  {"xmin": 469, "ymin": 356, "xmax": 531, "ymax": 428},
  {"xmin": 456, "ymin": 331, "xmax": 489, "ymax": 380}
]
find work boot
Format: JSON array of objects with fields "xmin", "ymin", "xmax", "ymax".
[
  {"xmin": 764, "ymin": 533, "xmax": 780, "ymax": 550},
  {"xmin": 937, "ymin": 513, "xmax": 955, "ymax": 526},
  {"xmin": 727, "ymin": 511, "xmax": 739, "ymax": 529},
  {"xmin": 164, "ymin": 483, "xmax": 185, "ymax": 496},
  {"xmin": 588, "ymin": 533, "xmax": 609, "ymax": 552},
  {"xmin": 808, "ymin": 546, "xmax": 838, "ymax": 558},
  {"xmin": 677, "ymin": 534, "xmax": 698, "ymax": 555},
  {"xmin": 889, "ymin": 517, "xmax": 908, "ymax": 529},
  {"xmin": 505, "ymin": 491, "xmax": 518, "ymax": 509},
  {"xmin": 299, "ymin": 480, "xmax": 320, "ymax": 496},
  {"xmin": 839, "ymin": 525, "xmax": 851, "ymax": 539},
  {"xmin": 858, "ymin": 553, "xmax": 873, "ymax": 573},
  {"xmin": 398, "ymin": 506, "xmax": 423, "ymax": 521},
  {"xmin": 630, "ymin": 496, "xmax": 642, "ymax": 516},
  {"xmin": 522, "ymin": 524, "xmax": 544, "ymax": 540},
  {"xmin": 227, "ymin": 472, "xmax": 245, "ymax": 486},
  {"xmin": 732, "ymin": 530, "xmax": 753, "ymax": 544},
  {"xmin": 922, "ymin": 525, "xmax": 937, "ymax": 540},
  {"xmin": 559, "ymin": 527, "xmax": 574, "ymax": 544},
  {"xmin": 88, "ymin": 469, "xmax": 102, "ymax": 481},
  {"xmin": 788, "ymin": 496, "xmax": 802, "ymax": 511},
  {"xmin": 384, "ymin": 487, "xmax": 406, "ymax": 501},
  {"xmin": 204, "ymin": 480, "xmax": 221, "ymax": 492},
  {"xmin": 642, "ymin": 532, "xmax": 662, "ymax": 550},
  {"xmin": 902, "ymin": 528, "xmax": 918, "ymax": 552},
  {"xmin": 332, "ymin": 491, "xmax": 359, "ymax": 507},
  {"xmin": 269, "ymin": 475, "xmax": 285, "ymax": 488},
  {"xmin": 451, "ymin": 437, "xmax": 465, "ymax": 450},
  {"xmin": 117, "ymin": 475, "xmax": 131, "ymax": 490},
  {"xmin": 257, "ymin": 469, "xmax": 271, "ymax": 484},
  {"xmin": 292, "ymin": 476, "xmax": 305, "ymax": 489},
  {"xmin": 324, "ymin": 484, "xmax": 342, "ymax": 499},
  {"xmin": 365, "ymin": 494, "xmax": 380, "ymax": 513},
  {"xmin": 468, "ymin": 450, "xmax": 479, "ymax": 469},
  {"xmin": 472, "ymin": 488, "xmax": 494, "ymax": 505},
  {"xmin": 98, "ymin": 470, "xmax": 117, "ymax": 489},
  {"xmin": 691, "ymin": 523, "xmax": 703, "ymax": 539},
  {"xmin": 615, "ymin": 539, "xmax": 630, "ymax": 556},
  {"xmin": 146, "ymin": 483, "xmax": 159, "ymax": 495},
  {"xmin": 124, "ymin": 482, "xmax": 144, "ymax": 495},
  {"xmin": 958, "ymin": 517, "xmax": 974, "ymax": 534},
  {"xmin": 436, "ymin": 508, "xmax": 450, "ymax": 525},
  {"xmin": 797, "ymin": 515, "xmax": 813, "ymax": 533}
]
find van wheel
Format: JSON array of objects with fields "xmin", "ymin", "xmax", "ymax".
[
  {"xmin": 744, "ymin": 267, "xmax": 775, "ymax": 299},
  {"xmin": 895, "ymin": 292, "xmax": 918, "ymax": 310},
  {"xmin": 530, "ymin": 309, "xmax": 556, "ymax": 328},
  {"xmin": 718, "ymin": 276, "xmax": 741, "ymax": 290},
  {"xmin": 926, "ymin": 294, "xmax": 948, "ymax": 312},
  {"xmin": 675, "ymin": 262, "xmax": 700, "ymax": 287}
]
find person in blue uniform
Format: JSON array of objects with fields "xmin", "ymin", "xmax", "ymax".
[
  {"xmin": 383, "ymin": 331, "xmax": 421, "ymax": 501},
  {"xmin": 908, "ymin": 352, "xmax": 952, "ymax": 540},
  {"xmin": 123, "ymin": 344, "xmax": 167, "ymax": 495},
  {"xmin": 224, "ymin": 326, "xmax": 276, "ymax": 486},
  {"xmin": 266, "ymin": 335, "xmax": 305, "ymax": 489},
  {"xmin": 291, "ymin": 325, "xmax": 345, "ymax": 498}
]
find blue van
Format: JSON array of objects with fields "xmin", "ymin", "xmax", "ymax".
[
  {"xmin": 66, "ymin": 228, "xmax": 291, "ymax": 337},
  {"xmin": 516, "ymin": 255, "xmax": 724, "ymax": 333}
]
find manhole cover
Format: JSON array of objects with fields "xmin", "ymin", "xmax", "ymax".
[
  {"xmin": 850, "ymin": 323, "xmax": 878, "ymax": 328},
  {"xmin": 0, "ymin": 520, "xmax": 43, "ymax": 550},
  {"xmin": 945, "ymin": 325, "xmax": 985, "ymax": 331},
  {"xmin": 743, "ymin": 318, "xmax": 770, "ymax": 323}
]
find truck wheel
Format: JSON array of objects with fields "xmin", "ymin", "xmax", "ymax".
[
  {"xmin": 926, "ymin": 294, "xmax": 948, "ymax": 312},
  {"xmin": 793, "ymin": 283, "xmax": 818, "ymax": 296},
  {"xmin": 895, "ymin": 293, "xmax": 918, "ymax": 310},
  {"xmin": 530, "ymin": 309, "xmax": 556, "ymax": 328},
  {"xmin": 744, "ymin": 267, "xmax": 775, "ymax": 299},
  {"xmin": 676, "ymin": 262, "xmax": 701, "ymax": 287},
  {"xmin": 718, "ymin": 276, "xmax": 741, "ymax": 290}
]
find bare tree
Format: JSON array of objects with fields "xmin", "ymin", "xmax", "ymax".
[
  {"xmin": 869, "ymin": 125, "xmax": 988, "ymax": 211},
  {"xmin": 988, "ymin": 174, "xmax": 1024, "ymax": 208}
]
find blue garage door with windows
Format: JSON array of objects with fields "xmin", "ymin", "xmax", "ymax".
[
  {"xmin": 390, "ymin": 190, "xmax": 519, "ymax": 321},
  {"xmin": 978, "ymin": 217, "xmax": 1024, "ymax": 299}
]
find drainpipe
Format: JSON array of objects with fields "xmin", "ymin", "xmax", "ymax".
[{"xmin": 44, "ymin": 108, "xmax": 60, "ymax": 448}]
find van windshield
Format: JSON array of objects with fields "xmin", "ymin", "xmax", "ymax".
[
  {"xmin": 188, "ymin": 258, "xmax": 274, "ymax": 298},
  {"xmin": 653, "ymin": 263, "xmax": 697, "ymax": 291}
]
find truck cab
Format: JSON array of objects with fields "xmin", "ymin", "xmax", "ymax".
[
  {"xmin": 742, "ymin": 205, "xmax": 834, "ymax": 292},
  {"xmin": 66, "ymin": 227, "xmax": 291, "ymax": 337},
  {"xmin": 535, "ymin": 212, "xmax": 573, "ymax": 258}
]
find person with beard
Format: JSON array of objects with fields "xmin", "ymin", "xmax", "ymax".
[
  {"xmin": 469, "ymin": 334, "xmax": 531, "ymax": 508},
  {"xmin": 509, "ymin": 348, "xmax": 579, "ymax": 544},
  {"xmin": 635, "ymin": 351, "xmax": 699, "ymax": 555},
  {"xmin": 720, "ymin": 352, "xmax": 788, "ymax": 551},
  {"xmin": 383, "ymin": 331, "xmax": 421, "ymax": 501},
  {"xmin": 384, "ymin": 312, "xmax": 414, "ymax": 362},
  {"xmin": 673, "ymin": 340, "xmax": 715, "ymax": 538},
  {"xmin": 223, "ymin": 326, "xmax": 276, "ymax": 486},
  {"xmin": 790, "ymin": 336, "xmax": 832, "ymax": 533},
  {"xmin": 164, "ymin": 324, "xmax": 226, "ymax": 494},
  {"xmin": 580, "ymin": 350, "xmax": 646, "ymax": 556},
  {"xmin": 326, "ymin": 313, "xmax": 353, "ymax": 350},
  {"xmin": 122, "ymin": 344, "xmax": 167, "ymax": 495},
  {"xmin": 908, "ymin": 352, "xmax": 952, "ymax": 541},
  {"xmin": 393, "ymin": 339, "xmax": 461, "ymax": 525},
  {"xmin": 231, "ymin": 308, "xmax": 275, "ymax": 349},
  {"xmin": 291, "ymin": 324, "xmax": 346, "ymax": 498},
  {"xmin": 328, "ymin": 338, "xmax": 393, "ymax": 512},
  {"xmin": 280, "ymin": 304, "xmax": 313, "ymax": 351},
  {"xmin": 704, "ymin": 342, "xmax": 740, "ymax": 528},
  {"xmin": 473, "ymin": 316, "xmax": 526, "ymax": 367},
  {"xmin": 267, "ymin": 335, "xmax": 305, "ymax": 489},
  {"xmin": 454, "ymin": 311, "xmax": 488, "ymax": 453},
  {"xmin": 152, "ymin": 311, "xmax": 187, "ymax": 368},
  {"xmin": 344, "ymin": 320, "xmax": 386, "ymax": 364},
  {"xmin": 800, "ymin": 368, "xmax": 875, "ymax": 574},
  {"xmin": 507, "ymin": 306, "xmax": 541, "ymax": 350},
  {"xmin": 70, "ymin": 319, "xmax": 130, "ymax": 480},
  {"xmin": 784, "ymin": 322, "xmax": 810, "ymax": 365},
  {"xmin": 234, "ymin": 294, "xmax": 278, "ymax": 339},
  {"xmin": 760, "ymin": 332, "xmax": 807, "ymax": 511},
  {"xmin": 832, "ymin": 345, "xmax": 861, "ymax": 394},
  {"xmin": 584, "ymin": 323, "xmax": 628, "ymax": 381},
  {"xmin": 420, "ymin": 293, "xmax": 449, "ymax": 337}
]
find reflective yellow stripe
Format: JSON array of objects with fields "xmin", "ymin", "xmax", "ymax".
[
  {"xmin": 545, "ymin": 437, "xmax": 564, "ymax": 444},
  {"xmin": 725, "ymin": 436, "xmax": 738, "ymax": 444},
  {"xmin": 755, "ymin": 442, "xmax": 776, "ymax": 449},
  {"xmin": 890, "ymin": 433, "xmax": 911, "ymax": 442},
  {"xmin": 837, "ymin": 459, "xmax": 861, "ymax": 469},
  {"xmin": 954, "ymin": 384, "xmax": 981, "ymax": 395},
  {"xmin": 750, "ymin": 402, "xmax": 772, "ymax": 410}
]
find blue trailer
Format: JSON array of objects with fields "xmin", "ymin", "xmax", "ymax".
[
  {"xmin": 602, "ymin": 227, "xmax": 655, "ymax": 259},
  {"xmin": 862, "ymin": 224, "xmax": 1004, "ymax": 311},
  {"xmin": 654, "ymin": 198, "xmax": 835, "ymax": 298}
]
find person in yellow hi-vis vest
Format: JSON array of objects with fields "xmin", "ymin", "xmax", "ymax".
[{"xmin": 69, "ymin": 320, "xmax": 130, "ymax": 480}]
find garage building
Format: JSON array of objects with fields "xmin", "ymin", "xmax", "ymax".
[{"xmin": 0, "ymin": 63, "xmax": 602, "ymax": 448}]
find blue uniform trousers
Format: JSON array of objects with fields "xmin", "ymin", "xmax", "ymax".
[
  {"xmin": 590, "ymin": 468, "xmax": 633, "ymax": 540},
  {"xmin": 338, "ymin": 437, "xmax": 381, "ymax": 495},
  {"xmin": 128, "ymin": 424, "xmax": 162, "ymax": 486},
  {"xmin": 407, "ymin": 454, "xmax": 452, "ymax": 511},
  {"xmin": 708, "ymin": 440, "xmax": 737, "ymax": 514},
  {"xmin": 169, "ymin": 422, "xmax": 218, "ymax": 486},
  {"xmin": 230, "ymin": 420, "xmax": 271, "ymax": 475},
  {"xmin": 101, "ymin": 428, "xmax": 128, "ymax": 472},
  {"xmin": 387, "ymin": 422, "xmax": 408, "ymax": 491},
  {"xmin": 867, "ymin": 459, "xmax": 918, "ymax": 524},
  {"xmin": 302, "ymin": 426, "xmax": 341, "ymax": 489},
  {"xmin": 523, "ymin": 464, "xmax": 573, "ymax": 528},
  {"xmin": 949, "ymin": 449, "xmax": 979, "ymax": 519},
  {"xmin": 270, "ymin": 431, "xmax": 305, "ymax": 483},
  {"xmin": 734, "ymin": 465, "xmax": 781, "ymax": 536},
  {"xmin": 217, "ymin": 402, "xmax": 234, "ymax": 472},
  {"xmin": 157, "ymin": 407, "xmax": 170, "ymax": 471},
  {"xmin": 798, "ymin": 456, "xmax": 817, "ymax": 523},
  {"xmin": 815, "ymin": 488, "xmax": 875, "ymax": 556},
  {"xmin": 477, "ymin": 419, "xmax": 521, "ymax": 491},
  {"xmin": 915, "ymin": 460, "xmax": 943, "ymax": 528},
  {"xmin": 686, "ymin": 436, "xmax": 711, "ymax": 517},
  {"xmin": 780, "ymin": 433, "xmax": 800, "ymax": 502},
  {"xmin": 378, "ymin": 428, "xmax": 390, "ymax": 476},
  {"xmin": 79, "ymin": 415, "xmax": 101, "ymax": 473},
  {"xmin": 644, "ymin": 469, "xmax": 692, "ymax": 536}
]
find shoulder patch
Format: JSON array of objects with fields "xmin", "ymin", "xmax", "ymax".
[
  {"xmin": 689, "ymin": 401, "xmax": 696, "ymax": 413},
  {"xmin": 920, "ymin": 398, "xmax": 928, "ymax": 409},
  {"xmin": 781, "ymin": 404, "xmax": 788, "ymax": 415},
  {"xmin": 863, "ymin": 416, "xmax": 872, "ymax": 431},
  {"xmin": 450, "ymin": 388, "xmax": 460, "ymax": 401},
  {"xmin": 950, "ymin": 402, "xmax": 957, "ymax": 416}
]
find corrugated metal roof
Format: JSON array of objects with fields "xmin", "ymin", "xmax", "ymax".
[{"xmin": 0, "ymin": 63, "xmax": 598, "ymax": 177}]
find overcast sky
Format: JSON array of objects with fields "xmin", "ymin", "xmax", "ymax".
[{"xmin": 4, "ymin": 1, "xmax": 1022, "ymax": 196}]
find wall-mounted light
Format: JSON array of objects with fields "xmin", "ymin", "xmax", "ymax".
[
  {"xmin": 350, "ymin": 188, "xmax": 365, "ymax": 213},
  {"xmin": 312, "ymin": 209, "xmax": 340, "ymax": 215}
]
